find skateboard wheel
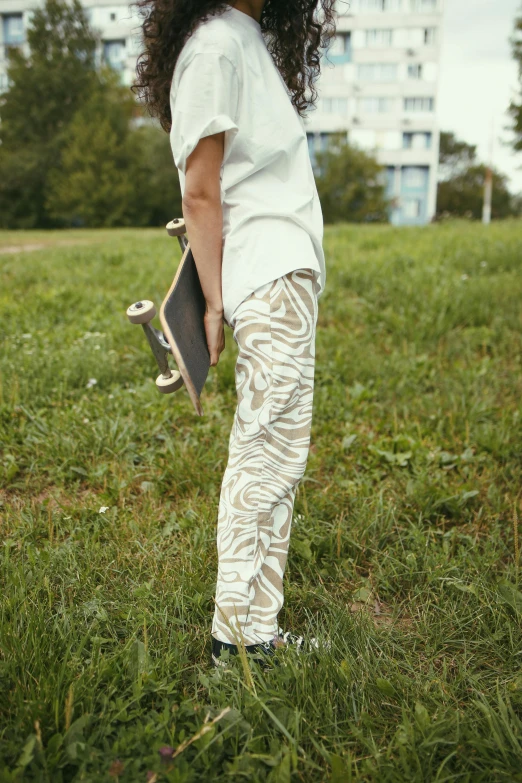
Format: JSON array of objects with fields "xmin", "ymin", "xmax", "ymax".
[
  {"xmin": 166, "ymin": 218, "xmax": 186, "ymax": 237},
  {"xmin": 127, "ymin": 300, "xmax": 156, "ymax": 324},
  {"xmin": 156, "ymin": 370, "xmax": 184, "ymax": 394}
]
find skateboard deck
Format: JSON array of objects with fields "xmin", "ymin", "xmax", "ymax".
[
  {"xmin": 159, "ymin": 223, "xmax": 210, "ymax": 417},
  {"xmin": 126, "ymin": 219, "xmax": 210, "ymax": 416}
]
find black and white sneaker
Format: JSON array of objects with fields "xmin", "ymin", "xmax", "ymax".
[
  {"xmin": 274, "ymin": 629, "xmax": 305, "ymax": 651},
  {"xmin": 211, "ymin": 637, "xmax": 275, "ymax": 669},
  {"xmin": 274, "ymin": 628, "xmax": 330, "ymax": 653},
  {"xmin": 211, "ymin": 631, "xmax": 329, "ymax": 669}
]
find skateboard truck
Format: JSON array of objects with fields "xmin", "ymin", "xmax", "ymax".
[{"xmin": 126, "ymin": 218, "xmax": 187, "ymax": 395}]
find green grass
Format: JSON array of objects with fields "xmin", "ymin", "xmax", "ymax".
[{"xmin": 1, "ymin": 220, "xmax": 521, "ymax": 782}]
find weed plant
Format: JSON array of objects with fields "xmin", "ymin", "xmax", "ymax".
[{"xmin": 1, "ymin": 221, "xmax": 521, "ymax": 781}]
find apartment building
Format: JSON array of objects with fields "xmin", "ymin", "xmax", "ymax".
[
  {"xmin": 1, "ymin": 0, "xmax": 443, "ymax": 224},
  {"xmin": 0, "ymin": 0, "xmax": 141, "ymax": 92},
  {"xmin": 306, "ymin": 0, "xmax": 444, "ymax": 224}
]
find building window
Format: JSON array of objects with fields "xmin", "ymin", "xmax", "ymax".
[
  {"xmin": 404, "ymin": 96, "xmax": 434, "ymax": 112},
  {"xmin": 403, "ymin": 198, "xmax": 422, "ymax": 218},
  {"xmin": 386, "ymin": 166, "xmax": 398, "ymax": 197},
  {"xmin": 359, "ymin": 96, "xmax": 395, "ymax": 113},
  {"xmin": 327, "ymin": 32, "xmax": 352, "ymax": 64},
  {"xmin": 320, "ymin": 132, "xmax": 335, "ymax": 150},
  {"xmin": 365, "ymin": 29, "xmax": 393, "ymax": 46},
  {"xmin": 407, "ymin": 63, "xmax": 423, "ymax": 79},
  {"xmin": 103, "ymin": 39, "xmax": 126, "ymax": 71},
  {"xmin": 403, "ymin": 131, "xmax": 432, "ymax": 149},
  {"xmin": 2, "ymin": 14, "xmax": 24, "ymax": 45},
  {"xmin": 307, "ymin": 132, "xmax": 336, "ymax": 168},
  {"xmin": 402, "ymin": 166, "xmax": 429, "ymax": 188},
  {"xmin": 360, "ymin": 0, "xmax": 402, "ymax": 10},
  {"xmin": 322, "ymin": 97, "xmax": 349, "ymax": 114},
  {"xmin": 424, "ymin": 27, "xmax": 437, "ymax": 45},
  {"xmin": 358, "ymin": 63, "xmax": 397, "ymax": 81},
  {"xmin": 412, "ymin": 0, "xmax": 437, "ymax": 10}
]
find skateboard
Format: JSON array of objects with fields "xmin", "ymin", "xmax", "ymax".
[{"xmin": 126, "ymin": 219, "xmax": 210, "ymax": 416}]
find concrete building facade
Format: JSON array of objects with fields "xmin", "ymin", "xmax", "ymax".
[
  {"xmin": 306, "ymin": 0, "xmax": 444, "ymax": 224},
  {"xmin": 0, "ymin": 0, "xmax": 141, "ymax": 92},
  {"xmin": 1, "ymin": 0, "xmax": 444, "ymax": 224}
]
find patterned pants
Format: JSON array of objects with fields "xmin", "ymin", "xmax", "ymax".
[{"xmin": 212, "ymin": 268, "xmax": 319, "ymax": 645}]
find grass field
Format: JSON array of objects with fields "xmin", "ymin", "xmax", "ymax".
[{"xmin": 1, "ymin": 221, "xmax": 522, "ymax": 782}]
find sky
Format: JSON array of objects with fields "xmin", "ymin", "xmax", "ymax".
[{"xmin": 438, "ymin": 0, "xmax": 522, "ymax": 192}]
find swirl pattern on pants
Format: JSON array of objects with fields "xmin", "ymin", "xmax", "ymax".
[{"xmin": 212, "ymin": 268, "xmax": 319, "ymax": 645}]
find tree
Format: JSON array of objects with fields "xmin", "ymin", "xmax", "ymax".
[
  {"xmin": 508, "ymin": 6, "xmax": 522, "ymax": 153},
  {"xmin": 0, "ymin": 0, "xmax": 194, "ymax": 228},
  {"xmin": 438, "ymin": 131, "xmax": 477, "ymax": 180},
  {"xmin": 437, "ymin": 164, "xmax": 516, "ymax": 220},
  {"xmin": 46, "ymin": 79, "xmax": 147, "ymax": 227},
  {"xmin": 131, "ymin": 124, "xmax": 183, "ymax": 226},
  {"xmin": 0, "ymin": 0, "xmax": 99, "ymax": 228},
  {"xmin": 314, "ymin": 135, "xmax": 389, "ymax": 223},
  {"xmin": 47, "ymin": 81, "xmax": 182, "ymax": 228},
  {"xmin": 436, "ymin": 130, "xmax": 519, "ymax": 219}
]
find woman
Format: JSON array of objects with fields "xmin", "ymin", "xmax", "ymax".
[{"xmin": 134, "ymin": 0, "xmax": 334, "ymax": 666}]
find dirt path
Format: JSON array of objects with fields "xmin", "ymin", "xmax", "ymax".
[
  {"xmin": 0, "ymin": 244, "xmax": 48, "ymax": 255},
  {"xmin": 0, "ymin": 238, "xmax": 103, "ymax": 255}
]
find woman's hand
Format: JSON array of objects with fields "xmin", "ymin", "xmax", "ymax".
[{"xmin": 205, "ymin": 305, "xmax": 225, "ymax": 366}]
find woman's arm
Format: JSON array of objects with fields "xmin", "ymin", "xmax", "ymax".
[{"xmin": 182, "ymin": 132, "xmax": 226, "ymax": 367}]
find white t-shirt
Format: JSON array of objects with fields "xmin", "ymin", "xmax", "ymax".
[{"xmin": 169, "ymin": 4, "xmax": 325, "ymax": 326}]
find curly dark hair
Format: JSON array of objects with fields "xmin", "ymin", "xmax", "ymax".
[{"xmin": 132, "ymin": 1, "xmax": 337, "ymax": 132}]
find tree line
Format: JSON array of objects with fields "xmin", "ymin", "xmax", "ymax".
[
  {"xmin": 0, "ymin": 0, "xmax": 520, "ymax": 229},
  {"xmin": 0, "ymin": 0, "xmax": 182, "ymax": 229}
]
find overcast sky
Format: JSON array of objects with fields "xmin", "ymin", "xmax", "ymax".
[{"xmin": 438, "ymin": 0, "xmax": 522, "ymax": 191}]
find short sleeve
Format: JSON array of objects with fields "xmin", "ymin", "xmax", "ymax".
[{"xmin": 169, "ymin": 51, "xmax": 240, "ymax": 174}]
